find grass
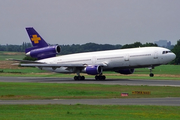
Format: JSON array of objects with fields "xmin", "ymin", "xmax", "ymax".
[
  {"xmin": 0, "ymin": 82, "xmax": 180, "ymax": 100},
  {"xmin": 0, "ymin": 67, "xmax": 47, "ymax": 73},
  {"xmin": 134, "ymin": 65, "xmax": 180, "ymax": 75},
  {"xmin": 0, "ymin": 70, "xmax": 179, "ymax": 80},
  {"xmin": 0, "ymin": 104, "xmax": 180, "ymax": 120},
  {"xmin": 0, "ymin": 51, "xmax": 25, "ymax": 60}
]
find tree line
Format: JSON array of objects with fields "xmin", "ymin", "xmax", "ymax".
[
  {"xmin": 0, "ymin": 42, "xmax": 32, "ymax": 52},
  {"xmin": 0, "ymin": 42, "xmax": 157, "ymax": 54},
  {"xmin": 171, "ymin": 40, "xmax": 180, "ymax": 64}
]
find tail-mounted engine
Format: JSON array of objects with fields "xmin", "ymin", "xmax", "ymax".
[{"xmin": 26, "ymin": 45, "xmax": 61, "ymax": 60}]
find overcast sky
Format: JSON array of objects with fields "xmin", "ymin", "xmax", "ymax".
[{"xmin": 0, "ymin": 0, "xmax": 180, "ymax": 45}]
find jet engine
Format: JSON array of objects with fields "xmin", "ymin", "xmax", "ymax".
[
  {"xmin": 84, "ymin": 65, "xmax": 102, "ymax": 75},
  {"xmin": 115, "ymin": 69, "xmax": 134, "ymax": 75},
  {"xmin": 26, "ymin": 45, "xmax": 61, "ymax": 59}
]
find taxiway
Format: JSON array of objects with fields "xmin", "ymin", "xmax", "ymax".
[{"xmin": 0, "ymin": 76, "xmax": 180, "ymax": 87}]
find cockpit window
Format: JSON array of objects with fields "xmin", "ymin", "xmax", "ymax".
[{"xmin": 162, "ymin": 51, "xmax": 172, "ymax": 54}]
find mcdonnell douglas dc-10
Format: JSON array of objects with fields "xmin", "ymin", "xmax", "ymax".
[{"xmin": 13, "ymin": 27, "xmax": 176, "ymax": 80}]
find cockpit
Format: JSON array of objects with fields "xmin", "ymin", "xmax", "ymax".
[{"xmin": 162, "ymin": 51, "xmax": 172, "ymax": 54}]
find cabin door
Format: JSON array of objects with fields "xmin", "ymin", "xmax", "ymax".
[
  {"xmin": 123, "ymin": 54, "xmax": 129, "ymax": 66},
  {"xmin": 153, "ymin": 51, "xmax": 159, "ymax": 64},
  {"xmin": 92, "ymin": 56, "xmax": 97, "ymax": 65}
]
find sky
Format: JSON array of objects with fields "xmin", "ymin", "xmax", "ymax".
[{"xmin": 0, "ymin": 0, "xmax": 180, "ymax": 45}]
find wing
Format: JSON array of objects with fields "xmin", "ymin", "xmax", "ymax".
[
  {"xmin": 20, "ymin": 63, "xmax": 107, "ymax": 67},
  {"xmin": 8, "ymin": 59, "xmax": 107, "ymax": 68},
  {"xmin": 20, "ymin": 63, "xmax": 85, "ymax": 67}
]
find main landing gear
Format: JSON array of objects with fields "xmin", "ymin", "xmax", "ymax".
[
  {"xmin": 74, "ymin": 75, "xmax": 106, "ymax": 80},
  {"xmin": 74, "ymin": 70, "xmax": 106, "ymax": 80},
  {"xmin": 74, "ymin": 70, "xmax": 85, "ymax": 80},
  {"xmin": 95, "ymin": 75, "xmax": 106, "ymax": 80},
  {"xmin": 74, "ymin": 76, "xmax": 85, "ymax": 80},
  {"xmin": 74, "ymin": 73, "xmax": 106, "ymax": 80}
]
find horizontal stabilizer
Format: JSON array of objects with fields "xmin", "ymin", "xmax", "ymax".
[{"xmin": 7, "ymin": 59, "xmax": 44, "ymax": 64}]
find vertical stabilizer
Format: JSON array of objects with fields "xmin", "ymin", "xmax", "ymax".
[{"xmin": 25, "ymin": 27, "xmax": 48, "ymax": 53}]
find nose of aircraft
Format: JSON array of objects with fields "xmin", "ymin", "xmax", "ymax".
[
  {"xmin": 163, "ymin": 52, "xmax": 176, "ymax": 64},
  {"xmin": 172, "ymin": 52, "xmax": 176, "ymax": 60}
]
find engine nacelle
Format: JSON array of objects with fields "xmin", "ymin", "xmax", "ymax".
[
  {"xmin": 84, "ymin": 65, "xmax": 102, "ymax": 75},
  {"xmin": 26, "ymin": 45, "xmax": 61, "ymax": 59},
  {"xmin": 115, "ymin": 69, "xmax": 134, "ymax": 75}
]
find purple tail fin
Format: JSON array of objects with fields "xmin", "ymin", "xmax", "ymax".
[{"xmin": 25, "ymin": 27, "xmax": 48, "ymax": 53}]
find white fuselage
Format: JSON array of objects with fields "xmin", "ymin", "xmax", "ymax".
[{"xmin": 37, "ymin": 47, "xmax": 176, "ymax": 73}]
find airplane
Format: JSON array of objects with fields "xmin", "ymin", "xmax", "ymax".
[{"xmin": 14, "ymin": 27, "xmax": 176, "ymax": 80}]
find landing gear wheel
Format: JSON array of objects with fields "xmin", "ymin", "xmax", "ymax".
[
  {"xmin": 95, "ymin": 76, "xmax": 99, "ymax": 80},
  {"xmin": 95, "ymin": 75, "xmax": 106, "ymax": 80},
  {"xmin": 149, "ymin": 66, "xmax": 154, "ymax": 77},
  {"xmin": 74, "ymin": 76, "xmax": 85, "ymax": 80},
  {"xmin": 81, "ymin": 76, "xmax": 85, "ymax": 80},
  {"xmin": 74, "ymin": 76, "xmax": 78, "ymax": 80},
  {"xmin": 101, "ymin": 76, "xmax": 106, "ymax": 80},
  {"xmin": 149, "ymin": 73, "xmax": 154, "ymax": 77}
]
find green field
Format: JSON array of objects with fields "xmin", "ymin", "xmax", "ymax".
[
  {"xmin": 0, "ymin": 51, "xmax": 25, "ymax": 61},
  {"xmin": 0, "ymin": 105, "xmax": 180, "ymax": 120},
  {"xmin": 0, "ymin": 82, "xmax": 179, "ymax": 120},
  {"xmin": 0, "ymin": 82, "xmax": 180, "ymax": 100},
  {"xmin": 1, "ymin": 65, "xmax": 180, "ymax": 80}
]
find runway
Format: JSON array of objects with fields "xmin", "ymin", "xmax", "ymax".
[
  {"xmin": 0, "ymin": 76, "xmax": 180, "ymax": 87},
  {"xmin": 1, "ymin": 98, "xmax": 180, "ymax": 106},
  {"xmin": 0, "ymin": 77, "xmax": 180, "ymax": 106}
]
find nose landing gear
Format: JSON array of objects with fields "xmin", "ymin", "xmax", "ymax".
[
  {"xmin": 149, "ymin": 66, "xmax": 154, "ymax": 77},
  {"xmin": 149, "ymin": 73, "xmax": 154, "ymax": 77}
]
